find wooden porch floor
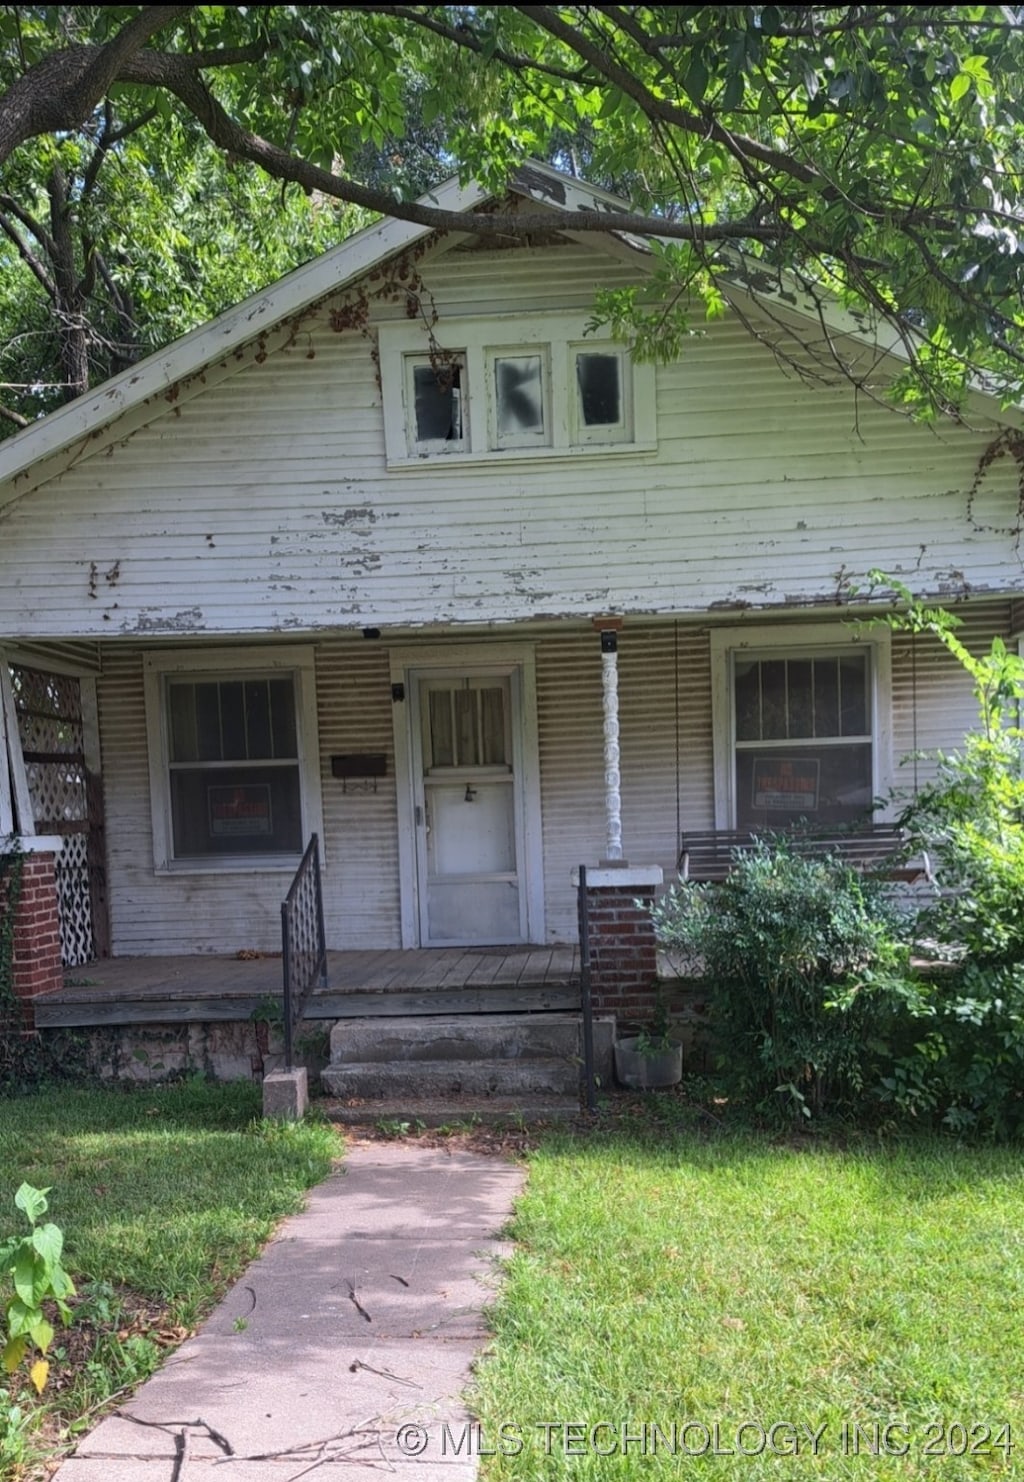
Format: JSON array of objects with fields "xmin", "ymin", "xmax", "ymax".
[{"xmin": 35, "ymin": 946, "xmax": 582, "ymax": 1027}]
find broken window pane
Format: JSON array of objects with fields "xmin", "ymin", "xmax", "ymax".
[
  {"xmin": 577, "ymin": 353, "xmax": 621, "ymax": 426},
  {"xmin": 413, "ymin": 362, "xmax": 462, "ymax": 444},
  {"xmin": 495, "ymin": 355, "xmax": 544, "ymax": 437}
]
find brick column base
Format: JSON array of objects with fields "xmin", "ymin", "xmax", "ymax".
[
  {"xmin": 2, "ymin": 843, "xmax": 64, "ymax": 1026},
  {"xmin": 575, "ymin": 865, "xmax": 664, "ymax": 1021}
]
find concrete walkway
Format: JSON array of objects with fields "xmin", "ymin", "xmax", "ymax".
[{"xmin": 54, "ymin": 1143, "xmax": 525, "ymax": 1480}]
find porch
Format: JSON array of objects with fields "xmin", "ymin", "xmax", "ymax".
[{"xmin": 34, "ymin": 945, "xmax": 582, "ymax": 1028}]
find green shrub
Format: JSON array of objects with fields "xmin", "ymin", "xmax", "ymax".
[
  {"xmin": 849, "ymin": 578, "xmax": 1024, "ymax": 1134},
  {"xmin": 651, "ymin": 838, "xmax": 907, "ymax": 1118}
]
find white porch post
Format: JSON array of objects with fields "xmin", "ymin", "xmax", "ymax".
[
  {"xmin": 0, "ymin": 651, "xmax": 34, "ymax": 837},
  {"xmin": 597, "ymin": 620, "xmax": 624, "ymax": 865}
]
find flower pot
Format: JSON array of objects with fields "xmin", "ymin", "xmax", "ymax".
[{"xmin": 614, "ymin": 1036, "xmax": 683, "ymax": 1090}]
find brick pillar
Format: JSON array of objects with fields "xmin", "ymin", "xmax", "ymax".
[
  {"xmin": 2, "ymin": 843, "xmax": 64, "ymax": 1025},
  {"xmin": 574, "ymin": 866, "xmax": 664, "ymax": 1022}
]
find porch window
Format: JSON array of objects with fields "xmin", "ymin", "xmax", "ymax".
[
  {"xmin": 710, "ymin": 625, "xmax": 891, "ymax": 831},
  {"xmin": 144, "ymin": 647, "xmax": 323, "ymax": 871},
  {"xmin": 733, "ymin": 652, "xmax": 872, "ymax": 829},
  {"xmin": 166, "ymin": 678, "xmax": 302, "ymax": 857}
]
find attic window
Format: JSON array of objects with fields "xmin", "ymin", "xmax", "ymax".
[
  {"xmin": 491, "ymin": 351, "xmax": 549, "ymax": 449},
  {"xmin": 577, "ymin": 353, "xmax": 620, "ymax": 425},
  {"xmin": 407, "ymin": 356, "xmax": 466, "ymax": 454},
  {"xmin": 573, "ymin": 348, "xmax": 631, "ymax": 443},
  {"xmin": 379, "ymin": 314, "xmax": 657, "ymax": 466}
]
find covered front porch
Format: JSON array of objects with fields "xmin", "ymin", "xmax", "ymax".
[{"xmin": 33, "ymin": 945, "xmax": 582, "ymax": 1028}]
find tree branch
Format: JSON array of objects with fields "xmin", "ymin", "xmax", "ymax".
[
  {"xmin": 356, "ymin": 6, "xmax": 595, "ymax": 84},
  {"xmin": 0, "ymin": 204, "xmax": 56, "ymax": 296},
  {"xmin": 0, "ymin": 6, "xmax": 191, "ymax": 167},
  {"xmin": 96, "ymin": 47, "xmax": 784, "ymax": 247},
  {"xmin": 0, "ymin": 404, "xmax": 30, "ymax": 430}
]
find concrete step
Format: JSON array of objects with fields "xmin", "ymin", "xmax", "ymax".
[
  {"xmin": 321, "ymin": 1055, "xmax": 580, "ymax": 1100},
  {"xmin": 321, "ymin": 1093, "xmax": 580, "ymax": 1127},
  {"xmin": 329, "ymin": 1012, "xmax": 597, "ymax": 1066}
]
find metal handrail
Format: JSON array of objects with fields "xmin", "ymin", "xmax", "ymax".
[
  {"xmin": 577, "ymin": 863, "xmax": 596, "ymax": 1114},
  {"xmin": 280, "ymin": 833, "xmax": 328, "ymax": 1072}
]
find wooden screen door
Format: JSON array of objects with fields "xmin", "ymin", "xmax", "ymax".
[{"xmin": 414, "ymin": 672, "xmax": 526, "ymax": 945}]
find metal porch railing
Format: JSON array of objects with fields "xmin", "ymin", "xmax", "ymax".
[
  {"xmin": 281, "ymin": 833, "xmax": 328, "ymax": 1072},
  {"xmin": 576, "ymin": 863, "xmax": 597, "ymax": 1114}
]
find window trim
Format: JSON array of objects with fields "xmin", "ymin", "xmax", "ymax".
[
  {"xmin": 487, "ymin": 346, "xmax": 551, "ymax": 451},
  {"xmin": 143, "ymin": 646, "xmax": 323, "ymax": 874},
  {"xmin": 404, "ymin": 353, "xmax": 467, "ymax": 456},
  {"xmin": 379, "ymin": 312, "xmax": 656, "ymax": 468},
  {"xmin": 571, "ymin": 344, "xmax": 632, "ymax": 445},
  {"xmin": 709, "ymin": 623, "xmax": 893, "ymax": 830}
]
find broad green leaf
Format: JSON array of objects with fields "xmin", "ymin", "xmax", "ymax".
[
  {"xmin": 28, "ymin": 1317, "xmax": 54, "ymax": 1354},
  {"xmin": 2, "ymin": 1336, "xmax": 27, "ymax": 1373},
  {"xmin": 32, "ymin": 1221, "xmax": 63, "ymax": 1266},
  {"xmin": 14, "ymin": 1184, "xmax": 48, "ymax": 1225},
  {"xmin": 683, "ymin": 57, "xmax": 709, "ymax": 105},
  {"xmin": 12, "ymin": 1247, "xmax": 38, "ymax": 1307}
]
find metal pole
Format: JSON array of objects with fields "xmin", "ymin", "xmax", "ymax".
[
  {"xmin": 577, "ymin": 864, "xmax": 596, "ymax": 1114},
  {"xmin": 281, "ymin": 901, "xmax": 293, "ymax": 1072},
  {"xmin": 312, "ymin": 833, "xmax": 328, "ymax": 990}
]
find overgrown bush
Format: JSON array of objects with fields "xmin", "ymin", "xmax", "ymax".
[
  {"xmin": 847, "ymin": 582, "xmax": 1024, "ymax": 1135},
  {"xmin": 651, "ymin": 839, "xmax": 907, "ymax": 1119}
]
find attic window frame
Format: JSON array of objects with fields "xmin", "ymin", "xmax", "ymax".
[
  {"xmin": 379, "ymin": 312, "xmax": 656, "ymax": 468},
  {"xmin": 405, "ymin": 353, "xmax": 467, "ymax": 455}
]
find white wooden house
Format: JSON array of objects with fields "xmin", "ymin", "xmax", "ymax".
[{"xmin": 1, "ymin": 162, "xmax": 1022, "ymax": 1068}]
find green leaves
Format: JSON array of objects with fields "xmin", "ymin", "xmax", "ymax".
[
  {"xmin": 13, "ymin": 1185, "xmax": 47, "ymax": 1226},
  {"xmin": 2, "ymin": 5, "xmax": 1024, "ymax": 424},
  {"xmin": 1, "ymin": 1185, "xmax": 75, "ymax": 1390}
]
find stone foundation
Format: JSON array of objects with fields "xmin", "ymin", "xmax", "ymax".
[{"xmin": 56, "ymin": 1018, "xmax": 328, "ymax": 1086}]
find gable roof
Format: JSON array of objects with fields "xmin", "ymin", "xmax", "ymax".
[
  {"xmin": 0, "ymin": 160, "xmax": 1012, "ymax": 506},
  {"xmin": 0, "ymin": 162, "xmax": 658, "ymax": 503}
]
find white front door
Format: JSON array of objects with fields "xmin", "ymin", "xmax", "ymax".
[{"xmin": 413, "ymin": 671, "xmax": 527, "ymax": 945}]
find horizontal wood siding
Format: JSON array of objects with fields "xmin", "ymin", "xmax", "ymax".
[
  {"xmin": 536, "ymin": 622, "xmax": 713, "ymax": 940},
  {"xmin": 98, "ymin": 640, "xmax": 402, "ymax": 955},
  {"xmin": 315, "ymin": 637, "xmax": 401, "ymax": 948},
  {"xmin": 92, "ymin": 603, "xmax": 1013, "ymax": 955},
  {"xmin": 890, "ymin": 600, "xmax": 1011, "ymax": 796},
  {"xmin": 1, "ymin": 242, "xmax": 1022, "ymax": 640}
]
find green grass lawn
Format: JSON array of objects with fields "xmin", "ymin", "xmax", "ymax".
[
  {"xmin": 471, "ymin": 1120, "xmax": 1024, "ymax": 1479},
  {"xmin": 0, "ymin": 1079, "xmax": 341, "ymax": 1477}
]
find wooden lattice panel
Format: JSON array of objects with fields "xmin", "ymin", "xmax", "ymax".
[
  {"xmin": 12, "ymin": 664, "xmax": 99, "ymax": 966},
  {"xmin": 55, "ymin": 831, "xmax": 95, "ymax": 966},
  {"xmin": 11, "ymin": 668, "xmax": 84, "ymax": 755}
]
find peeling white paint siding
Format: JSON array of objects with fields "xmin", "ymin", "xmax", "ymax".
[{"xmin": 1, "ymin": 241, "xmax": 1022, "ymax": 639}]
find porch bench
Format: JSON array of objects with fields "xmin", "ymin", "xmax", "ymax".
[{"xmin": 677, "ymin": 824, "xmax": 928, "ymax": 884}]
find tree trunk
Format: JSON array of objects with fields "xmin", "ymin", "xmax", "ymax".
[{"xmin": 48, "ymin": 165, "xmax": 90, "ymax": 402}]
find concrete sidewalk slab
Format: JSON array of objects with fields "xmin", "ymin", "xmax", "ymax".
[{"xmin": 53, "ymin": 1142, "xmax": 524, "ymax": 1481}]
